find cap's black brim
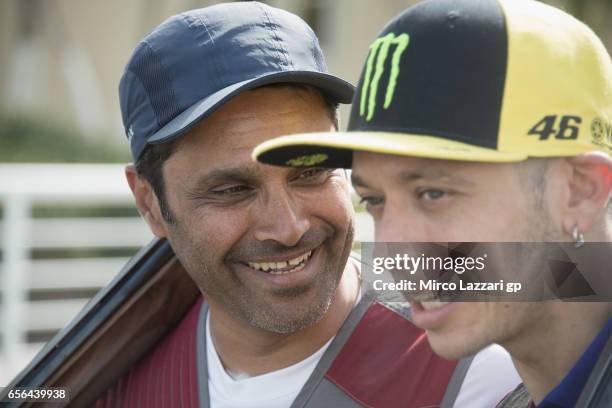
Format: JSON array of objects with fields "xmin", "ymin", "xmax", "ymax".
[{"xmin": 253, "ymin": 131, "xmax": 529, "ymax": 168}]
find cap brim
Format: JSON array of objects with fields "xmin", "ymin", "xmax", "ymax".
[
  {"xmin": 146, "ymin": 71, "xmax": 354, "ymax": 146},
  {"xmin": 253, "ymin": 131, "xmax": 529, "ymax": 168}
]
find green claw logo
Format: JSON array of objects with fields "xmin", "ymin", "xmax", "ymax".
[
  {"xmin": 285, "ymin": 153, "xmax": 328, "ymax": 167},
  {"xmin": 359, "ymin": 33, "xmax": 410, "ymax": 121}
]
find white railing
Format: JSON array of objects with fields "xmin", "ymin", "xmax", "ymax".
[
  {"xmin": 0, "ymin": 164, "xmax": 374, "ymax": 386},
  {"xmin": 0, "ymin": 164, "xmax": 152, "ymax": 386}
]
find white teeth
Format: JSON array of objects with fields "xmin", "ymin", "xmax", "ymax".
[
  {"xmin": 247, "ymin": 250, "xmax": 313, "ymax": 273},
  {"xmin": 268, "ymin": 264, "xmax": 302, "ymax": 275},
  {"xmin": 421, "ymin": 300, "xmax": 449, "ymax": 310}
]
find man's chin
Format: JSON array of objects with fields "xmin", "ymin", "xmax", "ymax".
[
  {"xmin": 248, "ymin": 302, "xmax": 331, "ymax": 334},
  {"xmin": 426, "ymin": 330, "xmax": 490, "ymax": 360}
]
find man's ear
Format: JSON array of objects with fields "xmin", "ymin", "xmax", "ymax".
[
  {"xmin": 125, "ymin": 165, "xmax": 168, "ymax": 238},
  {"xmin": 562, "ymin": 152, "xmax": 612, "ymax": 235}
]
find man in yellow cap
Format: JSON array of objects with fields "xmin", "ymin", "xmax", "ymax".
[{"xmin": 254, "ymin": 0, "xmax": 612, "ymax": 406}]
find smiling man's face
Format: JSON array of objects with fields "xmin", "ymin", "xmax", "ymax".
[
  {"xmin": 351, "ymin": 151, "xmax": 566, "ymax": 359},
  {"xmin": 158, "ymin": 86, "xmax": 354, "ymax": 334}
]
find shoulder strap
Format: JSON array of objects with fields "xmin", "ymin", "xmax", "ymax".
[
  {"xmin": 290, "ymin": 290, "xmax": 378, "ymax": 408},
  {"xmin": 196, "ymin": 301, "xmax": 211, "ymax": 408},
  {"xmin": 440, "ymin": 355, "xmax": 475, "ymax": 408},
  {"xmin": 495, "ymin": 383, "xmax": 532, "ymax": 408}
]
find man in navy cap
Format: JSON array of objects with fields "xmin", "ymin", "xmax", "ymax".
[{"xmin": 96, "ymin": 2, "xmax": 520, "ymax": 407}]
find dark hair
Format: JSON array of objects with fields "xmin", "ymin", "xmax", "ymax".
[{"xmin": 135, "ymin": 84, "xmax": 340, "ymax": 223}]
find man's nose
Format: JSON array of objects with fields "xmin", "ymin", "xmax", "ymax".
[
  {"xmin": 375, "ymin": 206, "xmax": 429, "ymax": 243},
  {"xmin": 252, "ymin": 191, "xmax": 310, "ymax": 246}
]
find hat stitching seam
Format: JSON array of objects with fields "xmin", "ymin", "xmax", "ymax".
[
  {"xmin": 276, "ymin": 20, "xmax": 295, "ymax": 71},
  {"xmin": 303, "ymin": 25, "xmax": 324, "ymax": 72},
  {"xmin": 181, "ymin": 13, "xmax": 225, "ymax": 92},
  {"xmin": 180, "ymin": 12, "xmax": 215, "ymax": 45},
  {"xmin": 257, "ymin": 3, "xmax": 293, "ymax": 71},
  {"xmin": 196, "ymin": 13, "xmax": 227, "ymax": 90}
]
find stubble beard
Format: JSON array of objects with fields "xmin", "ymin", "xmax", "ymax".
[
  {"xmin": 169, "ymin": 219, "xmax": 355, "ymax": 335},
  {"xmin": 483, "ymin": 199, "xmax": 564, "ymax": 351},
  {"xmin": 429, "ymin": 196, "xmax": 564, "ymax": 360},
  {"xmin": 243, "ymin": 223, "xmax": 355, "ymax": 334},
  {"xmin": 238, "ymin": 263, "xmax": 341, "ymax": 334}
]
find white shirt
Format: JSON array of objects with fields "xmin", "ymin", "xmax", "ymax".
[
  {"xmin": 206, "ymin": 311, "xmax": 333, "ymax": 408},
  {"xmin": 455, "ymin": 344, "xmax": 522, "ymax": 407}
]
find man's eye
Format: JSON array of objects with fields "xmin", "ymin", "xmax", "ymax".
[
  {"xmin": 293, "ymin": 168, "xmax": 331, "ymax": 184},
  {"xmin": 419, "ymin": 189, "xmax": 446, "ymax": 201},
  {"xmin": 297, "ymin": 168, "xmax": 326, "ymax": 179},
  {"xmin": 359, "ymin": 196, "xmax": 384, "ymax": 208},
  {"xmin": 211, "ymin": 185, "xmax": 250, "ymax": 195}
]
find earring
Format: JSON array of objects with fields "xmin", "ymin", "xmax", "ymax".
[{"xmin": 572, "ymin": 225, "xmax": 584, "ymax": 248}]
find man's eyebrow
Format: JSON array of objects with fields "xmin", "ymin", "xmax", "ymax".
[
  {"xmin": 351, "ymin": 172, "xmax": 370, "ymax": 188},
  {"xmin": 398, "ymin": 170, "xmax": 425, "ymax": 182},
  {"xmin": 351, "ymin": 170, "xmax": 429, "ymax": 189},
  {"xmin": 398, "ymin": 169, "xmax": 474, "ymax": 185},
  {"xmin": 191, "ymin": 164, "xmax": 262, "ymax": 189},
  {"xmin": 351, "ymin": 168, "xmax": 474, "ymax": 189}
]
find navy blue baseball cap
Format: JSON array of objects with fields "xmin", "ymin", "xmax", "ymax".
[{"xmin": 120, "ymin": 1, "xmax": 354, "ymax": 161}]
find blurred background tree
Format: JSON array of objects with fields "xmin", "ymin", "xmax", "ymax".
[
  {"xmin": 0, "ymin": 0, "xmax": 610, "ymax": 163},
  {"xmin": 561, "ymin": 0, "xmax": 612, "ymax": 48},
  {"xmin": 0, "ymin": 114, "xmax": 129, "ymax": 163}
]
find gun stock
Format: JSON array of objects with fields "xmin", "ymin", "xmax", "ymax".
[{"xmin": 2, "ymin": 238, "xmax": 200, "ymax": 407}]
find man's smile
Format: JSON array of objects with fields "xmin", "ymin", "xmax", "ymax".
[
  {"xmin": 246, "ymin": 250, "xmax": 313, "ymax": 275},
  {"xmin": 232, "ymin": 244, "xmax": 327, "ymax": 289}
]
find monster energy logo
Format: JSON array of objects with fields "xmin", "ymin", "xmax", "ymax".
[
  {"xmin": 360, "ymin": 33, "xmax": 410, "ymax": 121},
  {"xmin": 285, "ymin": 153, "xmax": 328, "ymax": 167}
]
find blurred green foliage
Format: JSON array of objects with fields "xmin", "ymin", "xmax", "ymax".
[
  {"xmin": 0, "ymin": 113, "xmax": 130, "ymax": 163},
  {"xmin": 31, "ymin": 205, "xmax": 139, "ymax": 218}
]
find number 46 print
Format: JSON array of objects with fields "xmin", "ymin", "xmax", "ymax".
[{"xmin": 528, "ymin": 115, "xmax": 582, "ymax": 140}]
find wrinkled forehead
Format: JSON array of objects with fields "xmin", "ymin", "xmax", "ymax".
[
  {"xmin": 183, "ymin": 89, "xmax": 329, "ymax": 154},
  {"xmin": 164, "ymin": 87, "xmax": 335, "ymax": 182}
]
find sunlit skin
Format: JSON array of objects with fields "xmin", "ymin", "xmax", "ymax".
[
  {"xmin": 127, "ymin": 87, "xmax": 359, "ymax": 376},
  {"xmin": 351, "ymin": 151, "xmax": 612, "ymax": 403}
]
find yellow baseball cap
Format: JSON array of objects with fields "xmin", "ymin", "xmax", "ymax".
[{"xmin": 253, "ymin": 0, "xmax": 612, "ymax": 168}]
